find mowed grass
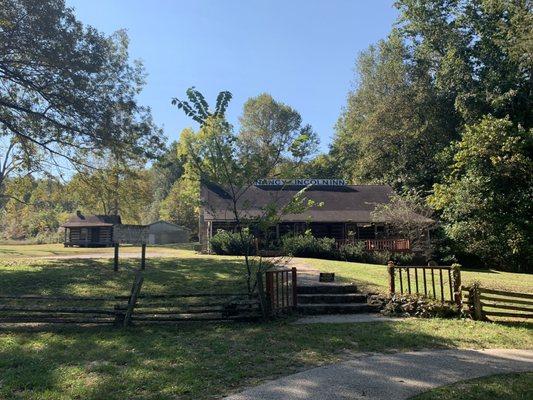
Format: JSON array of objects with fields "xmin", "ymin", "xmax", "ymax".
[
  {"xmin": 0, "ymin": 243, "xmax": 185, "ymax": 259},
  {"xmin": 410, "ymin": 372, "xmax": 533, "ymax": 400},
  {"xmin": 0, "ymin": 248, "xmax": 532, "ymax": 399},
  {"xmin": 0, "ymin": 251, "xmax": 247, "ymax": 297},
  {"xmin": 1, "ymin": 320, "xmax": 532, "ymax": 400},
  {"xmin": 298, "ymin": 257, "xmax": 533, "ymax": 294}
]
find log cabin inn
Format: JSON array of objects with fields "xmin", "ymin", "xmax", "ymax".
[{"xmin": 199, "ymin": 179, "xmax": 432, "ymax": 253}]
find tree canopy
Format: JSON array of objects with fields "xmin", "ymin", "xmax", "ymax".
[
  {"xmin": 332, "ymin": 0, "xmax": 532, "ymax": 191},
  {"xmin": 0, "ymin": 0, "xmax": 164, "ymax": 196},
  {"xmin": 429, "ymin": 116, "xmax": 532, "ymax": 272}
]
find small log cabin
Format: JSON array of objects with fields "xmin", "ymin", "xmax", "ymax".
[
  {"xmin": 199, "ymin": 180, "xmax": 433, "ymax": 253},
  {"xmin": 61, "ymin": 212, "xmax": 121, "ymax": 247}
]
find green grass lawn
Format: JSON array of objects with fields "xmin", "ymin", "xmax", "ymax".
[
  {"xmin": 410, "ymin": 372, "xmax": 533, "ymax": 400},
  {"xmin": 0, "ymin": 243, "xmax": 187, "ymax": 258},
  {"xmin": 298, "ymin": 257, "xmax": 533, "ymax": 293},
  {"xmin": 0, "ymin": 248, "xmax": 532, "ymax": 399}
]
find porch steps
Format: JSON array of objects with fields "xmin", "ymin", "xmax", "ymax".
[{"xmin": 297, "ymin": 284, "xmax": 380, "ymax": 315}]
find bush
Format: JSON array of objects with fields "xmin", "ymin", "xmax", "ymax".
[
  {"xmin": 282, "ymin": 234, "xmax": 336, "ymax": 259},
  {"xmin": 381, "ymin": 294, "xmax": 460, "ymax": 319},
  {"xmin": 210, "ymin": 230, "xmax": 254, "ymax": 255},
  {"xmin": 337, "ymin": 241, "xmax": 365, "ymax": 261}
]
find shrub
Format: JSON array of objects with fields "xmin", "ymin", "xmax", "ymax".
[
  {"xmin": 210, "ymin": 230, "xmax": 254, "ymax": 255},
  {"xmin": 282, "ymin": 234, "xmax": 336, "ymax": 259},
  {"xmin": 337, "ymin": 241, "xmax": 365, "ymax": 261},
  {"xmin": 381, "ymin": 294, "xmax": 460, "ymax": 318}
]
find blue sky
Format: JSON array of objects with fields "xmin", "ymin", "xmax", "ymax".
[{"xmin": 66, "ymin": 0, "xmax": 398, "ymax": 152}]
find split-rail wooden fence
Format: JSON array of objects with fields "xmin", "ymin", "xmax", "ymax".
[
  {"xmin": 0, "ymin": 271, "xmax": 262, "ymax": 326},
  {"xmin": 462, "ymin": 284, "xmax": 533, "ymax": 321}
]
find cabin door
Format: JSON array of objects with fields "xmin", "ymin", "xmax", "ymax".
[{"xmin": 91, "ymin": 227, "xmax": 100, "ymax": 244}]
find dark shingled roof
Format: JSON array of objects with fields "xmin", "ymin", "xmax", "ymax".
[
  {"xmin": 202, "ymin": 183, "xmax": 411, "ymax": 223},
  {"xmin": 61, "ymin": 213, "xmax": 122, "ymax": 228}
]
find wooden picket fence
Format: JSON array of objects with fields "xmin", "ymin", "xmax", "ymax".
[
  {"xmin": 462, "ymin": 284, "xmax": 533, "ymax": 321},
  {"xmin": 387, "ymin": 262, "xmax": 462, "ymax": 306},
  {"xmin": 0, "ymin": 272, "xmax": 261, "ymax": 326},
  {"xmin": 256, "ymin": 267, "xmax": 297, "ymax": 317}
]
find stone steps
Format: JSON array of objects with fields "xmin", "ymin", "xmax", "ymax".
[
  {"xmin": 298, "ymin": 303, "xmax": 380, "ymax": 315},
  {"xmin": 297, "ymin": 284, "xmax": 358, "ymax": 294},
  {"xmin": 296, "ymin": 283, "xmax": 379, "ymax": 315},
  {"xmin": 297, "ymin": 293, "xmax": 368, "ymax": 304}
]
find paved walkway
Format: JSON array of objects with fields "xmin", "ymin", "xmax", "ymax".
[{"xmin": 225, "ymin": 349, "xmax": 533, "ymax": 400}]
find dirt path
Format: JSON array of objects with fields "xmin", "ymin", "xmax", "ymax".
[{"xmin": 225, "ymin": 348, "xmax": 533, "ymax": 400}]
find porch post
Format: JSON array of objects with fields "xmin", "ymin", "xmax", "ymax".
[{"xmin": 207, "ymin": 221, "xmax": 213, "ymax": 253}]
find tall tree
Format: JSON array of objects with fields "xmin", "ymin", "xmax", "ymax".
[
  {"xmin": 429, "ymin": 116, "xmax": 532, "ymax": 272},
  {"xmin": 0, "ymin": 0, "xmax": 164, "ymax": 198},
  {"xmin": 173, "ymin": 89, "xmax": 316, "ymax": 294},
  {"xmin": 333, "ymin": 0, "xmax": 532, "ymax": 191},
  {"xmin": 332, "ymin": 32, "xmax": 457, "ymax": 190},
  {"xmin": 67, "ymin": 157, "xmax": 153, "ymax": 224},
  {"xmin": 396, "ymin": 0, "xmax": 532, "ymax": 128},
  {"xmin": 238, "ymin": 93, "xmax": 319, "ymax": 178}
]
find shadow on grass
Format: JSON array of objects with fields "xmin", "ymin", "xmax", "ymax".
[
  {"xmin": 0, "ymin": 256, "xmax": 249, "ymax": 298},
  {"xmin": 0, "ymin": 319, "xmax": 472, "ymax": 400}
]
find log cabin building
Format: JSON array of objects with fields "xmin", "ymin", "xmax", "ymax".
[
  {"xmin": 61, "ymin": 212, "xmax": 121, "ymax": 247},
  {"xmin": 199, "ymin": 179, "xmax": 431, "ymax": 253}
]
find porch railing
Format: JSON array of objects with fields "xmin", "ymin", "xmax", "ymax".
[{"xmin": 336, "ymin": 238, "xmax": 410, "ymax": 252}]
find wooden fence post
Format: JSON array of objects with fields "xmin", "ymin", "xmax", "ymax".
[
  {"xmin": 113, "ymin": 243, "xmax": 119, "ymax": 272},
  {"xmin": 468, "ymin": 283, "xmax": 484, "ymax": 321},
  {"xmin": 452, "ymin": 263, "xmax": 462, "ymax": 308},
  {"xmin": 265, "ymin": 271, "xmax": 274, "ymax": 315},
  {"xmin": 291, "ymin": 267, "xmax": 298, "ymax": 309},
  {"xmin": 123, "ymin": 271, "xmax": 144, "ymax": 327},
  {"xmin": 256, "ymin": 271, "xmax": 268, "ymax": 319},
  {"xmin": 387, "ymin": 261, "xmax": 395, "ymax": 297},
  {"xmin": 141, "ymin": 244, "xmax": 146, "ymax": 270}
]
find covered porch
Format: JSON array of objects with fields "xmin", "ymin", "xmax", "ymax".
[{"xmin": 208, "ymin": 221, "xmax": 411, "ymax": 252}]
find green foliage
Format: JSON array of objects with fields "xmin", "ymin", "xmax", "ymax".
[
  {"xmin": 429, "ymin": 116, "xmax": 532, "ymax": 272},
  {"xmin": 0, "ymin": 0, "xmax": 164, "ymax": 195},
  {"xmin": 382, "ymin": 294, "xmax": 460, "ymax": 319},
  {"xmin": 336, "ymin": 241, "xmax": 366, "ymax": 262},
  {"xmin": 67, "ymin": 158, "xmax": 154, "ymax": 224},
  {"xmin": 281, "ymin": 233, "xmax": 416, "ymax": 264},
  {"xmin": 210, "ymin": 230, "xmax": 254, "ymax": 256},
  {"xmin": 171, "ymin": 87, "xmax": 232, "ymax": 125},
  {"xmin": 0, "ymin": 177, "xmax": 73, "ymax": 240},
  {"xmin": 159, "ymin": 157, "xmax": 200, "ymax": 233},
  {"xmin": 281, "ymin": 233, "xmax": 337, "ymax": 259},
  {"xmin": 372, "ymin": 191, "xmax": 436, "ymax": 258},
  {"xmin": 329, "ymin": 0, "xmax": 532, "ymax": 271},
  {"xmin": 331, "ymin": 31, "xmax": 457, "ymax": 190},
  {"xmin": 239, "ymin": 93, "xmax": 319, "ymax": 175}
]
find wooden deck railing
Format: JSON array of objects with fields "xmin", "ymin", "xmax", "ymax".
[
  {"xmin": 336, "ymin": 238, "xmax": 410, "ymax": 252},
  {"xmin": 364, "ymin": 239, "xmax": 410, "ymax": 252}
]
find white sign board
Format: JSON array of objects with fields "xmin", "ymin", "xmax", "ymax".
[
  {"xmin": 255, "ymin": 178, "xmax": 346, "ymax": 186},
  {"xmin": 113, "ymin": 224, "xmax": 149, "ymax": 245}
]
